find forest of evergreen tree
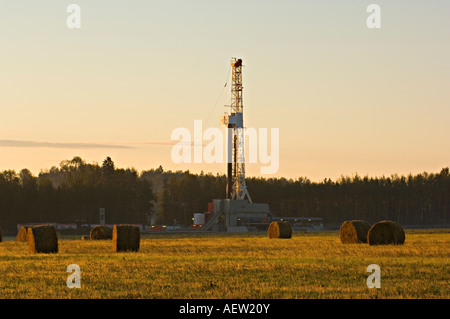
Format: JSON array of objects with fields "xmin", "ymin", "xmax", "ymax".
[{"xmin": 0, "ymin": 156, "xmax": 448, "ymax": 232}]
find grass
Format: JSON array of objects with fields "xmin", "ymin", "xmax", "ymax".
[{"xmin": 0, "ymin": 229, "xmax": 448, "ymax": 299}]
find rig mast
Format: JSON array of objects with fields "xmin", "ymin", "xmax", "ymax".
[
  {"xmin": 199, "ymin": 58, "xmax": 270, "ymax": 232},
  {"xmin": 221, "ymin": 58, "xmax": 252, "ymax": 203}
]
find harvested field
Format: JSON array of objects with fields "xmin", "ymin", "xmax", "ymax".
[{"xmin": 0, "ymin": 229, "xmax": 448, "ymax": 299}]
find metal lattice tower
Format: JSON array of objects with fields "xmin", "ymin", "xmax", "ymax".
[{"xmin": 221, "ymin": 58, "xmax": 252, "ymax": 203}]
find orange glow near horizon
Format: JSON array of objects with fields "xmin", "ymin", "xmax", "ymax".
[{"xmin": 1, "ymin": 1, "xmax": 449, "ymax": 182}]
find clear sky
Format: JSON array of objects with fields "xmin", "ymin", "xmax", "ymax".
[{"xmin": 1, "ymin": 0, "xmax": 449, "ymax": 182}]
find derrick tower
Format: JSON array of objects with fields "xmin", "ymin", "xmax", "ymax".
[{"xmin": 221, "ymin": 58, "xmax": 252, "ymax": 203}]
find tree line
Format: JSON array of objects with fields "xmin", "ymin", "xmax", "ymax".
[
  {"xmin": 0, "ymin": 156, "xmax": 449, "ymax": 232},
  {"xmin": 0, "ymin": 156, "xmax": 154, "ymax": 232},
  {"xmin": 150, "ymin": 166, "xmax": 450, "ymax": 228}
]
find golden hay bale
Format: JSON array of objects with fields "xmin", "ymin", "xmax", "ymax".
[
  {"xmin": 268, "ymin": 221, "xmax": 292, "ymax": 239},
  {"xmin": 90, "ymin": 225, "xmax": 113, "ymax": 240},
  {"xmin": 340, "ymin": 220, "xmax": 371, "ymax": 244},
  {"xmin": 16, "ymin": 226, "xmax": 29, "ymax": 241},
  {"xmin": 112, "ymin": 225, "xmax": 140, "ymax": 252},
  {"xmin": 367, "ymin": 220, "xmax": 405, "ymax": 245},
  {"xmin": 27, "ymin": 224, "xmax": 58, "ymax": 253}
]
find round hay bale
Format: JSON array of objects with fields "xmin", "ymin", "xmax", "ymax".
[
  {"xmin": 90, "ymin": 225, "xmax": 113, "ymax": 240},
  {"xmin": 17, "ymin": 226, "xmax": 29, "ymax": 242},
  {"xmin": 367, "ymin": 220, "xmax": 405, "ymax": 245},
  {"xmin": 27, "ymin": 224, "xmax": 58, "ymax": 253},
  {"xmin": 268, "ymin": 221, "xmax": 292, "ymax": 239},
  {"xmin": 112, "ymin": 225, "xmax": 140, "ymax": 252},
  {"xmin": 340, "ymin": 220, "xmax": 371, "ymax": 244}
]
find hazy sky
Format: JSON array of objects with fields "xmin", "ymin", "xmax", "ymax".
[{"xmin": 1, "ymin": 0, "xmax": 449, "ymax": 181}]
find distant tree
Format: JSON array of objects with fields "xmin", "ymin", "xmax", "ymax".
[
  {"xmin": 0, "ymin": 170, "xmax": 20, "ymax": 184},
  {"xmin": 102, "ymin": 156, "xmax": 115, "ymax": 177},
  {"xmin": 157, "ymin": 178, "xmax": 172, "ymax": 224},
  {"xmin": 19, "ymin": 169, "xmax": 36, "ymax": 187}
]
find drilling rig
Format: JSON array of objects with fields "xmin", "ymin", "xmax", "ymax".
[
  {"xmin": 221, "ymin": 58, "xmax": 251, "ymax": 202},
  {"xmin": 198, "ymin": 58, "xmax": 271, "ymax": 232}
]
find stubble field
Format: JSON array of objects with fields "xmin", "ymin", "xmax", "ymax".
[{"xmin": 0, "ymin": 229, "xmax": 448, "ymax": 299}]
